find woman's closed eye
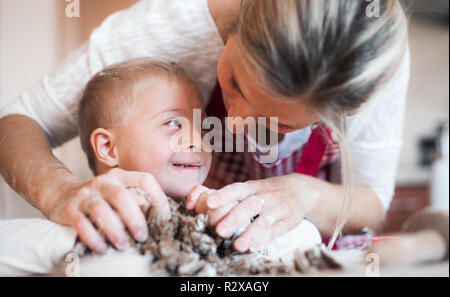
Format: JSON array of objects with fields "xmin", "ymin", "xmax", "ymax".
[
  {"xmin": 229, "ymin": 76, "xmax": 249, "ymax": 103},
  {"xmin": 229, "ymin": 76, "xmax": 240, "ymax": 92}
]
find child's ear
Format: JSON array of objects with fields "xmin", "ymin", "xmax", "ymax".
[{"xmin": 90, "ymin": 128, "xmax": 119, "ymax": 168}]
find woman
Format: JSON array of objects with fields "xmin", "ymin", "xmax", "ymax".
[{"xmin": 0, "ymin": 0, "xmax": 409, "ymax": 254}]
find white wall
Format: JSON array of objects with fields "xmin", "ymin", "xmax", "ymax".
[
  {"xmin": 0, "ymin": 0, "xmax": 59, "ymax": 104},
  {"xmin": 0, "ymin": 0, "xmax": 62, "ymax": 218}
]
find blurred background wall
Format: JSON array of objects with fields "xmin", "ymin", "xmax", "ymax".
[{"xmin": 0, "ymin": 0, "xmax": 448, "ymax": 230}]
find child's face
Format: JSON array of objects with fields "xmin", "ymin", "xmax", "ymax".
[{"xmin": 112, "ymin": 79, "xmax": 212, "ymax": 200}]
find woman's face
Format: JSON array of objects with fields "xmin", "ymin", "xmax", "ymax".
[{"xmin": 217, "ymin": 36, "xmax": 318, "ymax": 134}]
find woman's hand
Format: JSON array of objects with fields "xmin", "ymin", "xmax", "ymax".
[
  {"xmin": 43, "ymin": 168, "xmax": 171, "ymax": 254},
  {"xmin": 186, "ymin": 174, "xmax": 321, "ymax": 252}
]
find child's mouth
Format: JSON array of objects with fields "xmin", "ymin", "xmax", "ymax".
[{"xmin": 171, "ymin": 163, "xmax": 203, "ymax": 170}]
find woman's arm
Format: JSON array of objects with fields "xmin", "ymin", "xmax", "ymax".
[
  {"xmin": 301, "ymin": 176, "xmax": 385, "ymax": 234},
  {"xmin": 0, "ymin": 115, "xmax": 170, "ymax": 254},
  {"xmin": 0, "ymin": 115, "xmax": 76, "ymax": 214}
]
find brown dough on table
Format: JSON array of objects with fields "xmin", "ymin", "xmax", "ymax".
[{"xmin": 72, "ymin": 198, "xmax": 341, "ymax": 276}]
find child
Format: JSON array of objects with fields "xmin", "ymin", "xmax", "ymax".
[{"xmin": 78, "ymin": 58, "xmax": 212, "ymax": 200}]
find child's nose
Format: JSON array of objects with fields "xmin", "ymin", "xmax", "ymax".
[{"xmin": 181, "ymin": 125, "xmax": 202, "ymax": 152}]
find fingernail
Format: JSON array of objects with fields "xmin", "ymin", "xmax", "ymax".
[
  {"xmin": 207, "ymin": 195, "xmax": 219, "ymax": 208},
  {"xmin": 96, "ymin": 242, "xmax": 108, "ymax": 254},
  {"xmin": 217, "ymin": 224, "xmax": 230, "ymax": 237},
  {"xmin": 116, "ymin": 239, "xmax": 130, "ymax": 250},
  {"xmin": 135, "ymin": 228, "xmax": 148, "ymax": 242},
  {"xmin": 234, "ymin": 239, "xmax": 248, "ymax": 252}
]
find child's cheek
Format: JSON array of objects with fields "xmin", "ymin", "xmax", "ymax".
[
  {"xmin": 121, "ymin": 132, "xmax": 163, "ymax": 172},
  {"xmin": 140, "ymin": 133, "xmax": 172, "ymax": 171}
]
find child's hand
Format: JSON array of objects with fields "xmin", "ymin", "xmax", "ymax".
[
  {"xmin": 43, "ymin": 168, "xmax": 171, "ymax": 254},
  {"xmin": 186, "ymin": 184, "xmax": 241, "ymax": 228}
]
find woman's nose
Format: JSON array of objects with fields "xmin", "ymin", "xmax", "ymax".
[{"xmin": 226, "ymin": 105, "xmax": 256, "ymax": 133}]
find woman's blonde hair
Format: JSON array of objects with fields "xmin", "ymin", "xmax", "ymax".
[{"xmin": 234, "ymin": 0, "xmax": 409, "ymax": 247}]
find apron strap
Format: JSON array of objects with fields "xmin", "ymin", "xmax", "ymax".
[{"xmin": 295, "ymin": 124, "xmax": 332, "ymax": 176}]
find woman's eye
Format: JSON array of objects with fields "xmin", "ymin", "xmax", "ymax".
[{"xmin": 166, "ymin": 119, "xmax": 182, "ymax": 129}]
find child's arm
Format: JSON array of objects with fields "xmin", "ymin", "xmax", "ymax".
[{"xmin": 0, "ymin": 219, "xmax": 76, "ymax": 276}]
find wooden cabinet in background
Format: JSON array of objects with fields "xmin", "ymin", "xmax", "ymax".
[{"xmin": 382, "ymin": 185, "xmax": 430, "ymax": 233}]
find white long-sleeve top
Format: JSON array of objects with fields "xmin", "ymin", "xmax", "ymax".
[{"xmin": 0, "ymin": 0, "xmax": 410, "ymax": 210}]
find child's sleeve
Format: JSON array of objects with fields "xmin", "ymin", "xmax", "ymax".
[{"xmin": 0, "ymin": 219, "xmax": 77, "ymax": 276}]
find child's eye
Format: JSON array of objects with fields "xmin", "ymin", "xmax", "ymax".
[{"xmin": 165, "ymin": 119, "xmax": 182, "ymax": 130}]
